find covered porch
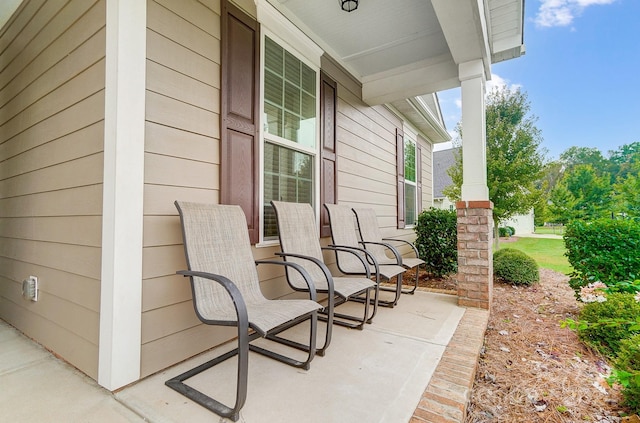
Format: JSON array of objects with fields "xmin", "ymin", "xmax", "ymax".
[{"xmin": 2, "ymin": 290, "xmax": 488, "ymax": 422}]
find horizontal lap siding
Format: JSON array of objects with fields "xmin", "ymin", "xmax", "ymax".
[
  {"xmin": 420, "ymin": 139, "xmax": 433, "ymax": 210},
  {"xmin": 142, "ymin": 0, "xmax": 230, "ymax": 377},
  {"xmin": 327, "ymin": 63, "xmax": 426, "ymax": 258},
  {"xmin": 336, "ymin": 87, "xmax": 401, "ymax": 222},
  {"xmin": 0, "ymin": 0, "xmax": 106, "ymax": 379}
]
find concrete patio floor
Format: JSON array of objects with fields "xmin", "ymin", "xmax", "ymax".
[{"xmin": 1, "ymin": 290, "xmax": 488, "ymax": 422}]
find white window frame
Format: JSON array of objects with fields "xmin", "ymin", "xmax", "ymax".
[
  {"xmin": 402, "ymin": 120, "xmax": 421, "ymax": 228},
  {"xmin": 256, "ymin": 2, "xmax": 323, "ymax": 245}
]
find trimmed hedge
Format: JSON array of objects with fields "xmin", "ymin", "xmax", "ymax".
[
  {"xmin": 414, "ymin": 208, "xmax": 457, "ymax": 277},
  {"xmin": 493, "ymin": 248, "xmax": 539, "ymax": 286},
  {"xmin": 564, "ymin": 219, "xmax": 640, "ymax": 293}
]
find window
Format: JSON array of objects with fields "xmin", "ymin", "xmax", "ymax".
[
  {"xmin": 404, "ymin": 137, "xmax": 417, "ymax": 226},
  {"xmin": 262, "ymin": 36, "xmax": 318, "ymax": 241}
]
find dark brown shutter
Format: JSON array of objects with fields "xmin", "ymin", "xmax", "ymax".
[
  {"xmin": 396, "ymin": 128, "xmax": 405, "ymax": 229},
  {"xmin": 416, "ymin": 137, "xmax": 423, "ymax": 213},
  {"xmin": 320, "ymin": 71, "xmax": 337, "ymax": 237},
  {"xmin": 221, "ymin": 1, "xmax": 260, "ymax": 244}
]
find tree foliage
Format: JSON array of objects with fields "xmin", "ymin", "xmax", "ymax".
[
  {"xmin": 443, "ymin": 87, "xmax": 546, "ymax": 232},
  {"xmin": 546, "ymin": 141, "xmax": 640, "ymax": 223}
]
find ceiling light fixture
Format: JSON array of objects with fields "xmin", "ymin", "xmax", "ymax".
[{"xmin": 341, "ymin": 0, "xmax": 358, "ymax": 12}]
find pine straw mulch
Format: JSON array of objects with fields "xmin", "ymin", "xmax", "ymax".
[{"xmin": 407, "ymin": 267, "xmax": 638, "ymax": 423}]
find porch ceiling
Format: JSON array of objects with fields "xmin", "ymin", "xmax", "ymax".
[{"xmin": 269, "ymin": 0, "xmax": 524, "ymax": 105}]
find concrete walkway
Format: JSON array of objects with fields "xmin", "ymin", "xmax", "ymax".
[{"xmin": 1, "ymin": 290, "xmax": 488, "ymax": 422}]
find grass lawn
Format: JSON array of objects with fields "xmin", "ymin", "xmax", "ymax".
[
  {"xmin": 497, "ymin": 237, "xmax": 573, "ymax": 275},
  {"xmin": 534, "ymin": 225, "xmax": 565, "ymax": 236}
]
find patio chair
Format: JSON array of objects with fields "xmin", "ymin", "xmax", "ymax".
[
  {"xmin": 167, "ymin": 201, "xmax": 322, "ymax": 422},
  {"xmin": 352, "ymin": 207, "xmax": 425, "ymax": 296},
  {"xmin": 324, "ymin": 203, "xmax": 406, "ymax": 311},
  {"xmin": 271, "ymin": 201, "xmax": 377, "ymax": 341}
]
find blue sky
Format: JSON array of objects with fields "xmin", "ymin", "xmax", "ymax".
[{"xmin": 436, "ymin": 0, "xmax": 640, "ymax": 160}]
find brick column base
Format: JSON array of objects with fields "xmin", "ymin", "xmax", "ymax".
[{"xmin": 456, "ymin": 200, "xmax": 493, "ymax": 310}]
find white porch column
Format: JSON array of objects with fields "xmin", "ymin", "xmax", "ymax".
[
  {"xmin": 99, "ymin": 0, "xmax": 146, "ymax": 390},
  {"xmin": 459, "ymin": 60, "xmax": 489, "ymax": 200}
]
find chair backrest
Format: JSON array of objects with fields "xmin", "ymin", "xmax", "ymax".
[
  {"xmin": 324, "ymin": 204, "xmax": 368, "ymax": 274},
  {"xmin": 175, "ymin": 201, "xmax": 266, "ymax": 317},
  {"xmin": 271, "ymin": 201, "xmax": 327, "ymax": 289},
  {"xmin": 352, "ymin": 207, "xmax": 390, "ymax": 262}
]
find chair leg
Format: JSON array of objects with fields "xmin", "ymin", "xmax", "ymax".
[
  {"xmin": 400, "ymin": 265, "xmax": 419, "ymax": 295},
  {"xmin": 165, "ymin": 325, "xmax": 250, "ymax": 422},
  {"xmin": 256, "ymin": 312, "xmax": 318, "ymax": 368},
  {"xmin": 321, "ymin": 286, "xmax": 373, "ymax": 330}
]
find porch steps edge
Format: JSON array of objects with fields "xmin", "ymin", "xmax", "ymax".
[{"xmin": 410, "ymin": 307, "xmax": 489, "ymax": 423}]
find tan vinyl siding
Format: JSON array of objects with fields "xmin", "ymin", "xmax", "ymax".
[
  {"xmin": 142, "ymin": 0, "xmax": 227, "ymax": 377},
  {"xmin": 0, "ymin": 0, "xmax": 106, "ymax": 379},
  {"xmin": 420, "ymin": 139, "xmax": 433, "ymax": 210},
  {"xmin": 323, "ymin": 58, "xmax": 428, "ymax": 255}
]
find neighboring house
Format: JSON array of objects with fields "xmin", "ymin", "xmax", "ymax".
[
  {"xmin": 433, "ymin": 148, "xmax": 458, "ymax": 211},
  {"xmin": 0, "ymin": 0, "xmax": 524, "ymax": 391},
  {"xmin": 433, "ymin": 148, "xmax": 534, "ymax": 234}
]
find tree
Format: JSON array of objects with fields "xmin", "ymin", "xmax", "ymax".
[
  {"xmin": 559, "ymin": 146, "xmax": 607, "ymax": 174},
  {"xmin": 443, "ymin": 87, "xmax": 546, "ymax": 246},
  {"xmin": 548, "ymin": 164, "xmax": 613, "ymax": 222},
  {"xmin": 613, "ymin": 159, "xmax": 640, "ymax": 218}
]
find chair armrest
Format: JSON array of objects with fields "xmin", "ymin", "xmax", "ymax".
[
  {"xmin": 254, "ymin": 260, "xmax": 317, "ymax": 301},
  {"xmin": 382, "ymin": 238, "xmax": 420, "ymax": 257},
  {"xmin": 274, "ymin": 252, "xmax": 335, "ymax": 298},
  {"xmin": 177, "ymin": 270, "xmax": 249, "ymax": 329},
  {"xmin": 358, "ymin": 241, "xmax": 403, "ymax": 265},
  {"xmin": 324, "ymin": 245, "xmax": 375, "ymax": 279}
]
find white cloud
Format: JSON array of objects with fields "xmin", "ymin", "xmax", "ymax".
[
  {"xmin": 535, "ymin": 0, "xmax": 617, "ymax": 28},
  {"xmin": 487, "ymin": 74, "xmax": 522, "ymax": 94}
]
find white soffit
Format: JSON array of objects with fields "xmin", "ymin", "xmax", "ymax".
[
  {"xmin": 0, "ymin": 0, "xmax": 23, "ymax": 30},
  {"xmin": 487, "ymin": 0, "xmax": 525, "ymax": 63}
]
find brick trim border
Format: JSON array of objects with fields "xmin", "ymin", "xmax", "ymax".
[{"xmin": 411, "ymin": 308, "xmax": 489, "ymax": 422}]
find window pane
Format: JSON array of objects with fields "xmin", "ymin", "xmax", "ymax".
[
  {"xmin": 284, "ymin": 111, "xmax": 299, "ymax": 143},
  {"xmin": 265, "ymin": 38, "xmax": 283, "ymax": 76},
  {"xmin": 263, "ymin": 143, "xmax": 314, "ymax": 240},
  {"xmin": 301, "ymin": 92, "xmax": 315, "ymax": 119},
  {"xmin": 264, "ymin": 103, "xmax": 282, "ymax": 137},
  {"xmin": 285, "ymin": 51, "xmax": 301, "ymax": 86},
  {"xmin": 301, "ymin": 64, "xmax": 315, "ymax": 95},
  {"xmin": 263, "ymin": 37, "xmax": 316, "ymax": 147},
  {"xmin": 405, "ymin": 184, "xmax": 416, "ymax": 226},
  {"xmin": 284, "ymin": 81, "xmax": 301, "ymax": 116},
  {"xmin": 404, "ymin": 140, "xmax": 416, "ymax": 183},
  {"xmin": 265, "ymin": 71, "xmax": 283, "ymax": 107}
]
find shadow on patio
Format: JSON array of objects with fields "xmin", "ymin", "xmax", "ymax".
[{"xmin": 117, "ymin": 290, "xmax": 487, "ymax": 422}]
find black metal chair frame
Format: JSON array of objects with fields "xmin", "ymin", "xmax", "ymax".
[
  {"xmin": 324, "ymin": 204, "xmax": 406, "ymax": 311},
  {"xmin": 353, "ymin": 209, "xmax": 424, "ymax": 296},
  {"xmin": 166, "ymin": 202, "xmax": 321, "ymax": 422}
]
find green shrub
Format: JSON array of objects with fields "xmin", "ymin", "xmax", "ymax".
[
  {"xmin": 414, "ymin": 208, "xmax": 457, "ymax": 277},
  {"xmin": 614, "ymin": 334, "xmax": 640, "ymax": 413},
  {"xmin": 577, "ymin": 293, "xmax": 640, "ymax": 357},
  {"xmin": 564, "ymin": 219, "xmax": 640, "ymax": 294},
  {"xmin": 617, "ymin": 334, "xmax": 640, "ymax": 371},
  {"xmin": 498, "ymin": 227, "xmax": 512, "ymax": 237},
  {"xmin": 493, "ymin": 248, "xmax": 539, "ymax": 286},
  {"xmin": 507, "ymin": 226, "xmax": 516, "ymax": 236}
]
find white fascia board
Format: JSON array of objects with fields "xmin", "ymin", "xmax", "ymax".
[
  {"xmin": 408, "ymin": 97, "xmax": 451, "ymax": 142},
  {"xmin": 99, "ymin": 0, "xmax": 145, "ymax": 391}
]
